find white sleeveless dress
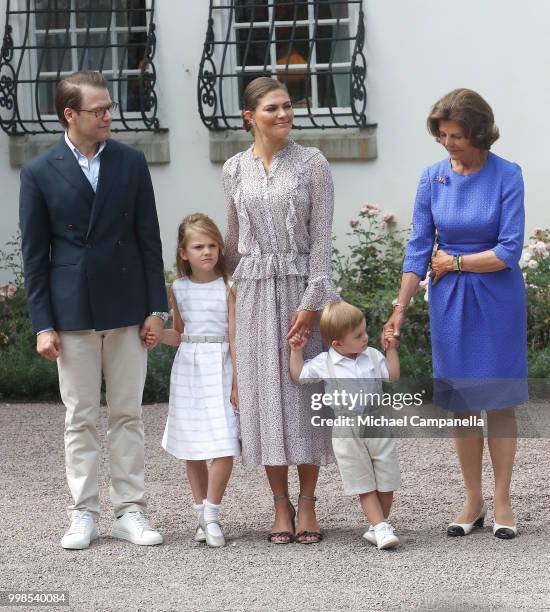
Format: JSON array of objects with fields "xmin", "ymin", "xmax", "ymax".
[{"xmin": 161, "ymin": 277, "xmax": 241, "ymax": 460}]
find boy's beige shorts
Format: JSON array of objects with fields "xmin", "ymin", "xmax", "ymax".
[{"xmin": 332, "ymin": 433, "xmax": 400, "ymax": 495}]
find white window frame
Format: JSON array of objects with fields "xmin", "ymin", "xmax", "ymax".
[
  {"xmin": 12, "ymin": 0, "xmax": 151, "ymax": 123},
  {"xmin": 215, "ymin": 0, "xmax": 360, "ymax": 126}
]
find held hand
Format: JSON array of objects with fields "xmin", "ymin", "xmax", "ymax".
[
  {"xmin": 430, "ymin": 248, "xmax": 454, "ymax": 286},
  {"xmin": 144, "ymin": 331, "xmax": 159, "ymax": 349},
  {"xmin": 288, "ymin": 333, "xmax": 308, "ymax": 351},
  {"xmin": 140, "ymin": 315, "xmax": 165, "ymax": 350},
  {"xmin": 285, "ymin": 310, "xmax": 317, "ymax": 343},
  {"xmin": 384, "ymin": 327, "xmax": 400, "ymax": 350},
  {"xmin": 36, "ymin": 331, "xmax": 61, "ymax": 361},
  {"xmin": 381, "ymin": 309, "xmax": 405, "ymax": 351}
]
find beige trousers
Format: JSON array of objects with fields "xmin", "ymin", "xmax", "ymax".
[{"xmin": 57, "ymin": 325, "xmax": 147, "ymax": 518}]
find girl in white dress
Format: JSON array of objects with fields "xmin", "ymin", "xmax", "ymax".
[{"xmin": 147, "ymin": 213, "xmax": 240, "ymax": 548}]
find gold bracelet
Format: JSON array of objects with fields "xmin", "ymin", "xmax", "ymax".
[{"xmin": 452, "ymin": 255, "xmax": 462, "ymax": 273}]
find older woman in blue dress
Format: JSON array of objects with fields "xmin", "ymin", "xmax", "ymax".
[{"xmin": 383, "ymin": 89, "xmax": 527, "ymax": 540}]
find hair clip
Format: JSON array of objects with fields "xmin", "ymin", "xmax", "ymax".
[{"xmin": 434, "ymin": 175, "xmax": 449, "ymax": 185}]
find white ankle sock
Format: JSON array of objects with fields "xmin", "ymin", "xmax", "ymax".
[
  {"xmin": 203, "ymin": 500, "xmax": 222, "ymax": 537},
  {"xmin": 192, "ymin": 502, "xmax": 204, "ymax": 523}
]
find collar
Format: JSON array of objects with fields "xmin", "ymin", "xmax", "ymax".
[
  {"xmin": 328, "ymin": 346, "xmax": 371, "ymax": 365},
  {"xmin": 328, "ymin": 347, "xmax": 348, "ymax": 364},
  {"xmin": 65, "ymin": 131, "xmax": 106, "ymax": 160},
  {"xmin": 249, "ymin": 139, "xmax": 294, "ymax": 160}
]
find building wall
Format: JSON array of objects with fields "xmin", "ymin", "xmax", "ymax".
[{"xmin": 1, "ymin": 0, "xmax": 549, "ymax": 282}]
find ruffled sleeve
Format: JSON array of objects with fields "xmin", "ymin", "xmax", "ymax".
[
  {"xmin": 298, "ymin": 153, "xmax": 341, "ymax": 311},
  {"xmin": 402, "ymin": 168, "xmax": 435, "ymax": 277},
  {"xmin": 222, "ymin": 156, "xmax": 241, "ymax": 275},
  {"xmin": 492, "ymin": 163, "xmax": 525, "ymax": 269}
]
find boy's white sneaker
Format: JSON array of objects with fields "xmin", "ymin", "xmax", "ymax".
[
  {"xmin": 61, "ymin": 510, "xmax": 98, "ymax": 550},
  {"xmin": 374, "ymin": 522, "xmax": 399, "ymax": 550},
  {"xmin": 111, "ymin": 511, "xmax": 163, "ymax": 546},
  {"xmin": 362, "ymin": 524, "xmax": 377, "ymax": 545}
]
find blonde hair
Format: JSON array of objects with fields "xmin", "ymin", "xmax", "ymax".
[
  {"xmin": 320, "ymin": 301, "xmax": 365, "ymax": 346},
  {"xmin": 175, "ymin": 213, "xmax": 228, "ymax": 283}
]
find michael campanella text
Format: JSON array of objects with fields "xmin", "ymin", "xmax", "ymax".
[{"xmin": 311, "ymin": 415, "xmax": 485, "ymax": 428}]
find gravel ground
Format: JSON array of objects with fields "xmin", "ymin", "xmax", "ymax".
[{"xmin": 1, "ymin": 402, "xmax": 549, "ymax": 612}]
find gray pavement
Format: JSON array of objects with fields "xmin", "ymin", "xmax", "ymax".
[{"xmin": 1, "ymin": 403, "xmax": 549, "ymax": 612}]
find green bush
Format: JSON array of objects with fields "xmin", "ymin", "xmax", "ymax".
[
  {"xmin": 1, "ymin": 218, "xmax": 548, "ymax": 402},
  {"xmin": 0, "ymin": 232, "xmax": 176, "ymax": 402},
  {"xmin": 333, "ymin": 206, "xmax": 550, "ymax": 379},
  {"xmin": 333, "ymin": 205, "xmax": 433, "ymax": 378}
]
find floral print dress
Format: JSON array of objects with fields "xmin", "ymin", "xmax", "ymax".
[{"xmin": 223, "ymin": 141, "xmax": 340, "ymax": 466}]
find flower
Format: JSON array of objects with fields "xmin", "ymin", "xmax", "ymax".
[
  {"xmin": 336, "ymin": 286, "xmax": 342, "ymax": 293},
  {"xmin": 533, "ymin": 227, "xmax": 542, "ymax": 236},
  {"xmin": 0, "ymin": 284, "xmax": 17, "ymax": 301},
  {"xmin": 349, "ymin": 218, "xmax": 359, "ymax": 228},
  {"xmin": 382, "ymin": 212, "xmax": 394, "ymax": 223},
  {"xmin": 534, "ymin": 241, "xmax": 549, "ymax": 258},
  {"xmin": 359, "ymin": 203, "xmax": 380, "ymax": 217},
  {"xmin": 528, "ymin": 259, "xmax": 538, "ymax": 269},
  {"xmin": 521, "ymin": 250, "xmax": 532, "ymax": 262}
]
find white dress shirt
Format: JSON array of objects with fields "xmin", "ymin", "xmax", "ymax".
[
  {"xmin": 300, "ymin": 347, "xmax": 390, "ymax": 414},
  {"xmin": 300, "ymin": 346, "xmax": 390, "ymax": 382},
  {"xmin": 64, "ymin": 131, "xmax": 106, "ymax": 192}
]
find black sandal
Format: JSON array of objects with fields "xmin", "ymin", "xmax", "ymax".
[
  {"xmin": 267, "ymin": 494, "xmax": 296, "ymax": 544},
  {"xmin": 296, "ymin": 494, "xmax": 323, "ymax": 544}
]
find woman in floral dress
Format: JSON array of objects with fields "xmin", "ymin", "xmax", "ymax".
[{"xmin": 223, "ymin": 77, "xmax": 340, "ymax": 543}]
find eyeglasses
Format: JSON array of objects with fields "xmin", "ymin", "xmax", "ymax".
[{"xmin": 76, "ymin": 102, "xmax": 118, "ymax": 119}]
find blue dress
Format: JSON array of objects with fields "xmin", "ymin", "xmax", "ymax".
[{"xmin": 403, "ymin": 152, "xmax": 528, "ymax": 411}]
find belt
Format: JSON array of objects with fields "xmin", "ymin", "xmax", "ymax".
[{"xmin": 181, "ymin": 334, "xmax": 229, "ymax": 343}]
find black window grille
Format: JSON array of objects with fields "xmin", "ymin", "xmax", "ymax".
[
  {"xmin": 0, "ymin": 0, "xmax": 164, "ymax": 135},
  {"xmin": 198, "ymin": 0, "xmax": 371, "ymax": 130}
]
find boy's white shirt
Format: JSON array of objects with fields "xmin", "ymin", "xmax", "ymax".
[{"xmin": 299, "ymin": 346, "xmax": 390, "ymax": 383}]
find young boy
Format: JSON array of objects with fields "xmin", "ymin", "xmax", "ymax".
[{"xmin": 289, "ymin": 301, "xmax": 401, "ymax": 550}]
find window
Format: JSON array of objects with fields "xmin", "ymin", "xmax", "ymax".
[
  {"xmin": 0, "ymin": 0, "xmax": 163, "ymax": 134},
  {"xmin": 198, "ymin": 0, "xmax": 369, "ymax": 130}
]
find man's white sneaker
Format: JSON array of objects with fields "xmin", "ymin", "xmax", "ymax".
[
  {"xmin": 362, "ymin": 524, "xmax": 377, "ymax": 546},
  {"xmin": 61, "ymin": 510, "xmax": 98, "ymax": 550},
  {"xmin": 374, "ymin": 522, "xmax": 399, "ymax": 550},
  {"xmin": 111, "ymin": 511, "xmax": 163, "ymax": 546}
]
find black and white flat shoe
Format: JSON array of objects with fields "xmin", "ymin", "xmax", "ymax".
[
  {"xmin": 493, "ymin": 523, "xmax": 517, "ymax": 539},
  {"xmin": 447, "ymin": 504, "xmax": 487, "ymax": 537}
]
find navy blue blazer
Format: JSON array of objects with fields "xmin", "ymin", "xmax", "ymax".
[{"xmin": 19, "ymin": 137, "xmax": 168, "ymax": 333}]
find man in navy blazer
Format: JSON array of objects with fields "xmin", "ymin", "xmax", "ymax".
[{"xmin": 19, "ymin": 71, "xmax": 168, "ymax": 549}]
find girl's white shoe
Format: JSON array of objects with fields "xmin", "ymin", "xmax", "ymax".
[
  {"xmin": 194, "ymin": 525, "xmax": 206, "ymax": 542},
  {"xmin": 447, "ymin": 503, "xmax": 487, "ymax": 537},
  {"xmin": 200, "ymin": 518, "xmax": 226, "ymax": 547}
]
